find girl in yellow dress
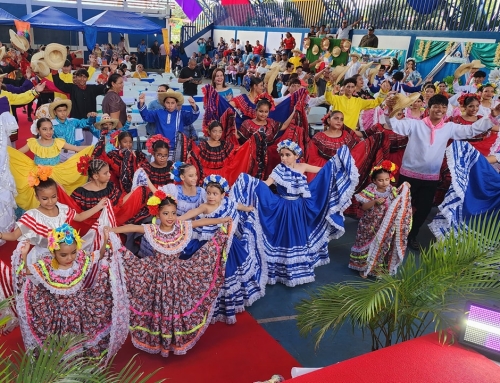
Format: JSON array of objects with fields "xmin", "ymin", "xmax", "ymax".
[{"xmin": 7, "ymin": 118, "xmax": 95, "ymax": 210}]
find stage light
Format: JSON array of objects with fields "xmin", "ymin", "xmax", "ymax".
[{"xmin": 459, "ymin": 301, "xmax": 500, "ymax": 361}]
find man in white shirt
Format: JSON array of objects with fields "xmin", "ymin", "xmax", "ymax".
[
  {"xmin": 235, "ymin": 39, "xmax": 245, "ymax": 52},
  {"xmin": 336, "ymin": 17, "xmax": 362, "ymax": 40},
  {"xmin": 159, "ymin": 42, "xmax": 167, "ymax": 69}
]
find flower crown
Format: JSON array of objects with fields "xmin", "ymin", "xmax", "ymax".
[
  {"xmin": 203, "ymin": 174, "xmax": 230, "ymax": 193},
  {"xmin": 146, "ymin": 135, "xmax": 170, "ymax": 155},
  {"xmin": 477, "ymin": 83, "xmax": 499, "ymax": 95},
  {"xmin": 47, "ymin": 223, "xmax": 83, "ymax": 253},
  {"xmin": 76, "ymin": 155, "xmax": 92, "ymax": 176},
  {"xmin": 370, "ymin": 160, "xmax": 398, "ymax": 182},
  {"xmin": 27, "ymin": 165, "xmax": 53, "ymax": 187},
  {"xmin": 147, "ymin": 190, "xmax": 177, "ymax": 216},
  {"xmin": 170, "ymin": 161, "xmax": 185, "ymax": 182},
  {"xmin": 110, "ymin": 130, "xmax": 121, "ymax": 149},
  {"xmin": 277, "ymin": 139, "xmax": 303, "ymax": 158},
  {"xmin": 457, "ymin": 93, "xmax": 481, "ymax": 107},
  {"xmin": 255, "ymin": 93, "xmax": 276, "ymax": 111},
  {"xmin": 321, "ymin": 111, "xmax": 332, "ymax": 126}
]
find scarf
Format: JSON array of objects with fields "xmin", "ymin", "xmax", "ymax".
[{"xmin": 422, "ymin": 116, "xmax": 446, "ymax": 144}]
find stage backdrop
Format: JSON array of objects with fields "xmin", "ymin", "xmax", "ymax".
[
  {"xmin": 349, "ymin": 47, "xmax": 408, "ymax": 67},
  {"xmin": 305, "ymin": 37, "xmax": 348, "ymax": 69}
]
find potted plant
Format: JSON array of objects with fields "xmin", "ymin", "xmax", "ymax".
[{"xmin": 296, "ymin": 214, "xmax": 500, "ymax": 351}]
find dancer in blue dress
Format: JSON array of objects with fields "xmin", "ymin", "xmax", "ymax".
[
  {"xmin": 231, "ymin": 140, "xmax": 359, "ymax": 286},
  {"xmin": 179, "ymin": 175, "xmax": 266, "ymax": 324}
]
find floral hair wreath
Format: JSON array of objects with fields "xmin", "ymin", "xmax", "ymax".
[
  {"xmin": 170, "ymin": 161, "xmax": 185, "ymax": 182},
  {"xmin": 47, "ymin": 223, "xmax": 83, "ymax": 253},
  {"xmin": 76, "ymin": 155, "xmax": 92, "ymax": 176},
  {"xmin": 202, "ymin": 174, "xmax": 230, "ymax": 193},
  {"xmin": 477, "ymin": 83, "xmax": 499, "ymax": 94},
  {"xmin": 277, "ymin": 139, "xmax": 303, "ymax": 158},
  {"xmin": 147, "ymin": 190, "xmax": 177, "ymax": 216},
  {"xmin": 370, "ymin": 160, "xmax": 398, "ymax": 183},
  {"xmin": 255, "ymin": 93, "xmax": 276, "ymax": 111},
  {"xmin": 146, "ymin": 135, "xmax": 170, "ymax": 155},
  {"xmin": 27, "ymin": 165, "xmax": 53, "ymax": 187},
  {"xmin": 457, "ymin": 93, "xmax": 481, "ymax": 107}
]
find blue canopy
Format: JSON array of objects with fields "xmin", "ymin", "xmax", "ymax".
[
  {"xmin": 83, "ymin": 11, "xmax": 163, "ymax": 34},
  {"xmin": 21, "ymin": 6, "xmax": 86, "ymax": 31},
  {"xmin": 0, "ymin": 8, "xmax": 18, "ymax": 25}
]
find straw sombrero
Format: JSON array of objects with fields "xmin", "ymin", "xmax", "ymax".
[
  {"xmin": 95, "ymin": 114, "xmax": 119, "ymax": 129},
  {"xmin": 31, "ymin": 51, "xmax": 44, "ymax": 62},
  {"xmin": 31, "ymin": 60, "xmax": 50, "ymax": 78},
  {"xmin": 0, "ymin": 46, "xmax": 5, "ymax": 62},
  {"xmin": 44, "ymin": 43, "xmax": 67, "ymax": 70},
  {"xmin": 341, "ymin": 39, "xmax": 351, "ymax": 52},
  {"xmin": 312, "ymin": 44, "xmax": 319, "ymax": 55},
  {"xmin": 368, "ymin": 64, "xmax": 382, "ymax": 84},
  {"xmin": 303, "ymin": 38, "xmax": 311, "ymax": 50},
  {"xmin": 158, "ymin": 89, "xmax": 184, "ymax": 105},
  {"xmin": 331, "ymin": 46, "xmax": 341, "ymax": 58},
  {"xmin": 358, "ymin": 61, "xmax": 374, "ymax": 76},
  {"xmin": 471, "ymin": 59, "xmax": 485, "ymax": 69},
  {"xmin": 330, "ymin": 65, "xmax": 347, "ymax": 84},
  {"xmin": 350, "ymin": 52, "xmax": 361, "ymax": 59},
  {"xmin": 291, "ymin": 48, "xmax": 302, "ymax": 55},
  {"xmin": 454, "ymin": 62, "xmax": 473, "ymax": 79},
  {"xmin": 389, "ymin": 92, "xmax": 422, "ymax": 117},
  {"xmin": 321, "ymin": 38, "xmax": 330, "ymax": 51},
  {"xmin": 49, "ymin": 98, "xmax": 72, "ymax": 119},
  {"xmin": 264, "ymin": 66, "xmax": 280, "ymax": 94},
  {"xmin": 9, "ymin": 30, "xmax": 29, "ymax": 52}
]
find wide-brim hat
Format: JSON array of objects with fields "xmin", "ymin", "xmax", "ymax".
[
  {"xmin": 358, "ymin": 61, "xmax": 374, "ymax": 76},
  {"xmin": 303, "ymin": 38, "xmax": 311, "ymax": 50},
  {"xmin": 291, "ymin": 48, "xmax": 302, "ymax": 55},
  {"xmin": 0, "ymin": 46, "xmax": 6, "ymax": 62},
  {"xmin": 454, "ymin": 62, "xmax": 473, "ymax": 78},
  {"xmin": 321, "ymin": 37, "xmax": 330, "ymax": 50},
  {"xmin": 341, "ymin": 39, "xmax": 351, "ymax": 52},
  {"xmin": 9, "ymin": 29, "xmax": 29, "ymax": 52},
  {"xmin": 31, "ymin": 60, "xmax": 50, "ymax": 78},
  {"xmin": 95, "ymin": 113, "xmax": 119, "ymax": 129},
  {"xmin": 158, "ymin": 89, "xmax": 184, "ymax": 105},
  {"xmin": 49, "ymin": 98, "xmax": 72, "ymax": 119},
  {"xmin": 389, "ymin": 92, "xmax": 422, "ymax": 118},
  {"xmin": 471, "ymin": 59, "xmax": 485, "ymax": 69},
  {"xmin": 312, "ymin": 44, "xmax": 319, "ymax": 55},
  {"xmin": 331, "ymin": 46, "xmax": 341, "ymax": 58},
  {"xmin": 44, "ymin": 43, "xmax": 67, "ymax": 70},
  {"xmin": 264, "ymin": 66, "xmax": 280, "ymax": 94},
  {"xmin": 330, "ymin": 65, "xmax": 348, "ymax": 84},
  {"xmin": 350, "ymin": 52, "xmax": 361, "ymax": 59},
  {"xmin": 31, "ymin": 51, "xmax": 44, "ymax": 62},
  {"xmin": 368, "ymin": 64, "xmax": 382, "ymax": 84}
]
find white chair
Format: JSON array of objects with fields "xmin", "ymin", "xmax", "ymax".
[{"xmin": 308, "ymin": 110, "xmax": 325, "ymax": 137}]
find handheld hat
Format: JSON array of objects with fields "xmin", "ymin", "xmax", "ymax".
[
  {"xmin": 341, "ymin": 39, "xmax": 351, "ymax": 52},
  {"xmin": 264, "ymin": 66, "xmax": 280, "ymax": 94},
  {"xmin": 331, "ymin": 46, "xmax": 341, "ymax": 58},
  {"xmin": 303, "ymin": 38, "xmax": 311, "ymax": 50},
  {"xmin": 31, "ymin": 60, "xmax": 51, "ymax": 78},
  {"xmin": 321, "ymin": 38, "xmax": 330, "ymax": 50},
  {"xmin": 95, "ymin": 114, "xmax": 119, "ymax": 129},
  {"xmin": 330, "ymin": 65, "xmax": 345, "ymax": 81},
  {"xmin": 358, "ymin": 61, "xmax": 374, "ymax": 76},
  {"xmin": 335, "ymin": 65, "xmax": 350, "ymax": 84},
  {"xmin": 9, "ymin": 30, "xmax": 29, "ymax": 52},
  {"xmin": 454, "ymin": 62, "xmax": 473, "ymax": 79},
  {"xmin": 368, "ymin": 64, "xmax": 382, "ymax": 84},
  {"xmin": 312, "ymin": 44, "xmax": 319, "ymax": 55},
  {"xmin": 388, "ymin": 92, "xmax": 422, "ymax": 118},
  {"xmin": 31, "ymin": 51, "xmax": 44, "ymax": 62},
  {"xmin": 44, "ymin": 43, "xmax": 67, "ymax": 70},
  {"xmin": 470, "ymin": 59, "xmax": 485, "ymax": 69},
  {"xmin": 349, "ymin": 52, "xmax": 361, "ymax": 59},
  {"xmin": 0, "ymin": 46, "xmax": 6, "ymax": 62},
  {"xmin": 49, "ymin": 98, "xmax": 72, "ymax": 119},
  {"xmin": 158, "ymin": 89, "xmax": 184, "ymax": 105}
]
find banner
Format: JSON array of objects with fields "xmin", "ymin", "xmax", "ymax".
[
  {"xmin": 162, "ymin": 28, "xmax": 170, "ymax": 73},
  {"xmin": 349, "ymin": 47, "xmax": 407, "ymax": 68}
]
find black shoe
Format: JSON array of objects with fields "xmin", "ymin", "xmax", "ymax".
[{"xmin": 408, "ymin": 237, "xmax": 420, "ymax": 251}]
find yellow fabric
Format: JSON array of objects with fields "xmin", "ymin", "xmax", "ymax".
[
  {"xmin": 27, "ymin": 138, "xmax": 66, "ymax": 158},
  {"xmin": 7, "ymin": 145, "xmax": 95, "ymax": 210},
  {"xmin": 0, "ymin": 89, "xmax": 36, "ymax": 111},
  {"xmin": 289, "ymin": 56, "xmax": 302, "ymax": 73},
  {"xmin": 87, "ymin": 66, "xmax": 96, "ymax": 80},
  {"xmin": 324, "ymin": 93, "xmax": 383, "ymax": 129},
  {"xmin": 132, "ymin": 71, "xmax": 148, "ymax": 79}
]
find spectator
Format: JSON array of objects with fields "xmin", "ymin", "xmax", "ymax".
[
  {"xmin": 102, "ymin": 73, "xmax": 127, "ymax": 127},
  {"xmin": 256, "ymin": 59, "xmax": 269, "ymax": 77},
  {"xmin": 117, "ymin": 36, "xmax": 128, "ymax": 56},
  {"xmin": 245, "ymin": 40, "xmax": 264, "ymax": 65},
  {"xmin": 132, "ymin": 64, "xmax": 148, "ymax": 79},
  {"xmin": 129, "ymin": 54, "xmax": 138, "ymax": 71},
  {"xmin": 206, "ymin": 37, "xmax": 214, "ymax": 52},
  {"xmin": 92, "ymin": 44, "xmax": 102, "ymax": 59},
  {"xmin": 336, "ymin": 18, "xmax": 362, "ymax": 40},
  {"xmin": 174, "ymin": 57, "xmax": 183, "ymax": 75},
  {"xmin": 202, "ymin": 53, "xmax": 211, "ymax": 78},
  {"xmin": 236, "ymin": 61, "xmax": 246, "ymax": 86},
  {"xmin": 178, "ymin": 58, "xmax": 202, "ymax": 96},
  {"xmin": 96, "ymin": 66, "xmax": 110, "ymax": 85},
  {"xmin": 150, "ymin": 40, "xmax": 161, "ymax": 69},
  {"xmin": 137, "ymin": 39, "xmax": 147, "ymax": 66},
  {"xmin": 159, "ymin": 42, "xmax": 167, "ymax": 69},
  {"xmin": 207, "ymin": 53, "xmax": 220, "ymax": 79},
  {"xmin": 281, "ymin": 62, "xmax": 295, "ymax": 83},
  {"xmin": 104, "ymin": 44, "xmax": 113, "ymax": 64},
  {"xmin": 317, "ymin": 25, "xmax": 328, "ymax": 38},
  {"xmin": 235, "ymin": 39, "xmax": 244, "ymax": 52},
  {"xmin": 170, "ymin": 42, "xmax": 178, "ymax": 63},
  {"xmin": 243, "ymin": 41, "xmax": 253, "ymax": 63},
  {"xmin": 282, "ymin": 32, "xmax": 296, "ymax": 56},
  {"xmin": 313, "ymin": 66, "xmax": 332, "ymax": 97},
  {"xmin": 300, "ymin": 57, "xmax": 311, "ymax": 73},
  {"xmin": 308, "ymin": 26, "xmax": 316, "ymax": 37},
  {"xmin": 359, "ymin": 26, "xmax": 379, "ymax": 48},
  {"xmin": 198, "ymin": 38, "xmax": 207, "ymax": 55}
]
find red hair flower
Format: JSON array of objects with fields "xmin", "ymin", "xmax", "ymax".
[
  {"xmin": 110, "ymin": 130, "xmax": 121, "ymax": 149},
  {"xmin": 76, "ymin": 155, "xmax": 92, "ymax": 176},
  {"xmin": 457, "ymin": 93, "xmax": 481, "ymax": 107},
  {"xmin": 255, "ymin": 93, "xmax": 276, "ymax": 111},
  {"xmin": 146, "ymin": 135, "xmax": 170, "ymax": 155}
]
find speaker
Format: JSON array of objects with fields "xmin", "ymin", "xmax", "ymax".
[{"xmin": 459, "ymin": 301, "xmax": 500, "ymax": 361}]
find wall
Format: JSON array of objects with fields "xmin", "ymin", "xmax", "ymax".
[{"xmin": 184, "ymin": 28, "xmax": 212, "ymax": 59}]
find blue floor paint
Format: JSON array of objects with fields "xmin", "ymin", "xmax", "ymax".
[{"xmin": 247, "ymin": 211, "xmax": 438, "ymax": 368}]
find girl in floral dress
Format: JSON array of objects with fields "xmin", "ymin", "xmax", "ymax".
[
  {"xmin": 178, "ymin": 175, "xmax": 266, "ymax": 324},
  {"xmin": 349, "ymin": 162, "xmax": 412, "ymax": 277},
  {"xmin": 13, "ymin": 224, "xmax": 129, "ymax": 363},
  {"xmin": 107, "ymin": 192, "xmax": 230, "ymax": 357}
]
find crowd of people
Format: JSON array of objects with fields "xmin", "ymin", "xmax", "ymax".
[{"xmin": 0, "ymin": 25, "xmax": 499, "ymax": 366}]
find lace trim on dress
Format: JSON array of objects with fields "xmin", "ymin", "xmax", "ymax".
[
  {"xmin": 142, "ymin": 221, "xmax": 193, "ymax": 255},
  {"xmin": 271, "ymin": 164, "xmax": 311, "ymax": 198}
]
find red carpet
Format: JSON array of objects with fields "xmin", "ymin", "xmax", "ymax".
[
  {"xmin": 286, "ymin": 333, "xmax": 500, "ymax": 383},
  {"xmin": 1, "ymin": 243, "xmax": 299, "ymax": 383},
  {"xmin": 13, "ymin": 107, "xmax": 33, "ymax": 148}
]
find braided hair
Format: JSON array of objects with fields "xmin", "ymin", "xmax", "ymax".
[{"xmin": 88, "ymin": 159, "xmax": 108, "ymax": 180}]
